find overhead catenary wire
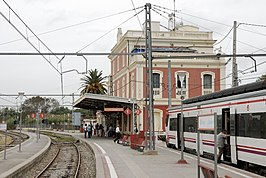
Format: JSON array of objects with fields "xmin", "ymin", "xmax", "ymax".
[
  {"xmin": 214, "ymin": 27, "xmax": 233, "ymax": 46},
  {"xmin": 0, "ymin": 6, "xmax": 144, "ymax": 46},
  {"xmin": 152, "ymin": 6, "xmax": 266, "ymax": 53},
  {"xmin": 153, "ymin": 4, "xmax": 266, "ymax": 38},
  {"xmin": 130, "ymin": 0, "xmax": 143, "ymax": 31},
  {"xmin": 76, "ymin": 8, "xmax": 145, "ymax": 53}
]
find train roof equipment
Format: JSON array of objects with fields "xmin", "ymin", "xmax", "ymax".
[{"xmin": 183, "ymin": 80, "xmax": 266, "ymax": 105}]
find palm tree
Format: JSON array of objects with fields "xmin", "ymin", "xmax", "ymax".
[
  {"xmin": 80, "ymin": 69, "xmax": 107, "ymax": 95},
  {"xmin": 257, "ymin": 74, "xmax": 266, "ymax": 82}
]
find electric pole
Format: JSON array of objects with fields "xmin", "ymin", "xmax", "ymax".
[{"xmin": 232, "ymin": 21, "xmax": 238, "ymax": 87}]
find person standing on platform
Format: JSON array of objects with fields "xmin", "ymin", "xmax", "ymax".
[
  {"xmin": 96, "ymin": 123, "xmax": 99, "ymax": 136},
  {"xmin": 88, "ymin": 123, "xmax": 92, "ymax": 138},
  {"xmin": 217, "ymin": 129, "xmax": 229, "ymax": 163},
  {"xmin": 84, "ymin": 124, "xmax": 88, "ymax": 138},
  {"xmin": 113, "ymin": 125, "xmax": 121, "ymax": 143}
]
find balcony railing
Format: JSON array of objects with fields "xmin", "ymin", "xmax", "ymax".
[{"xmin": 203, "ymin": 89, "xmax": 213, "ymax": 95}]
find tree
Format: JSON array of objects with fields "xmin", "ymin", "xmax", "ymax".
[
  {"xmin": 50, "ymin": 106, "xmax": 71, "ymax": 115},
  {"xmin": 22, "ymin": 96, "xmax": 59, "ymax": 115},
  {"xmin": 257, "ymin": 74, "xmax": 266, "ymax": 82},
  {"xmin": 80, "ymin": 69, "xmax": 107, "ymax": 95}
]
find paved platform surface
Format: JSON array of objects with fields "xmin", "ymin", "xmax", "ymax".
[
  {"xmin": 71, "ymin": 133, "xmax": 264, "ymax": 178},
  {"xmin": 1, "ymin": 130, "xmax": 263, "ymax": 178},
  {"xmin": 0, "ymin": 131, "xmax": 50, "ymax": 178}
]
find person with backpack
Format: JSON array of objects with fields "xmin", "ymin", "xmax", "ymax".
[
  {"xmin": 84, "ymin": 124, "xmax": 88, "ymax": 138},
  {"xmin": 88, "ymin": 123, "xmax": 92, "ymax": 138}
]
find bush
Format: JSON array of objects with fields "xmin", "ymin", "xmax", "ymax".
[{"xmin": 158, "ymin": 135, "xmax": 166, "ymax": 141}]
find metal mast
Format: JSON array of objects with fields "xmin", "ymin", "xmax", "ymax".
[
  {"xmin": 232, "ymin": 21, "xmax": 238, "ymax": 87},
  {"xmin": 145, "ymin": 3, "xmax": 155, "ymax": 150}
]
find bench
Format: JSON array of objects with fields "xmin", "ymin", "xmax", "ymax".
[
  {"xmin": 135, "ymin": 138, "xmax": 145, "ymax": 152},
  {"xmin": 199, "ymin": 164, "xmax": 221, "ymax": 178},
  {"xmin": 123, "ymin": 135, "xmax": 131, "ymax": 146},
  {"xmin": 199, "ymin": 164, "xmax": 231, "ymax": 178},
  {"xmin": 119, "ymin": 135, "xmax": 128, "ymax": 145}
]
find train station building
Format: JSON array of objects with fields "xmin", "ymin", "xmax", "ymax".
[{"xmin": 74, "ymin": 20, "xmax": 226, "ymax": 135}]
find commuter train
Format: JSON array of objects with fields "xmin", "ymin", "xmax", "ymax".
[{"xmin": 166, "ymin": 80, "xmax": 266, "ymax": 176}]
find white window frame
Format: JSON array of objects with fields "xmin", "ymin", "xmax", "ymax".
[
  {"xmin": 117, "ymin": 57, "xmax": 119, "ymax": 72},
  {"xmin": 153, "ymin": 70, "xmax": 163, "ymax": 98},
  {"xmin": 122, "ymin": 54, "xmax": 125, "ymax": 67},
  {"xmin": 201, "ymin": 71, "xmax": 215, "ymax": 95},
  {"xmin": 117, "ymin": 80, "xmax": 120, "ymax": 97},
  {"xmin": 122, "ymin": 77, "xmax": 125, "ymax": 98},
  {"xmin": 131, "ymin": 73, "xmax": 135, "ymax": 98},
  {"xmin": 175, "ymin": 71, "xmax": 189, "ymax": 99}
]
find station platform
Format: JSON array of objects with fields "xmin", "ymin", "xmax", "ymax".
[
  {"xmin": 1, "ymin": 130, "xmax": 263, "ymax": 178},
  {"xmin": 0, "ymin": 131, "xmax": 50, "ymax": 178},
  {"xmin": 72, "ymin": 132, "xmax": 264, "ymax": 178}
]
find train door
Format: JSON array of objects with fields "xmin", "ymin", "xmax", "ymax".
[
  {"xmin": 177, "ymin": 113, "xmax": 181, "ymax": 149},
  {"xmin": 222, "ymin": 108, "xmax": 231, "ymax": 162}
]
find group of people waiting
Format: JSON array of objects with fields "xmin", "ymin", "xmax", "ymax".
[{"xmin": 83, "ymin": 123, "xmax": 105, "ymax": 138}]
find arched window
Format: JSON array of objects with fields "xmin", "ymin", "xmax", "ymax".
[
  {"xmin": 201, "ymin": 72, "xmax": 214, "ymax": 95},
  {"xmin": 176, "ymin": 73, "xmax": 187, "ymax": 89},
  {"xmin": 203, "ymin": 74, "xmax": 212, "ymax": 89},
  {"xmin": 153, "ymin": 73, "xmax": 160, "ymax": 88},
  {"xmin": 175, "ymin": 71, "xmax": 188, "ymax": 99}
]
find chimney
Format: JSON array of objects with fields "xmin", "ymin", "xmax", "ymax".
[{"xmin": 117, "ymin": 28, "xmax": 122, "ymax": 42}]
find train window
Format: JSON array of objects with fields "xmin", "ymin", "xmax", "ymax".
[
  {"xmin": 247, "ymin": 114, "xmax": 262, "ymax": 138},
  {"xmin": 237, "ymin": 113, "xmax": 266, "ymax": 139},
  {"xmin": 169, "ymin": 118, "xmax": 177, "ymax": 131},
  {"xmin": 184, "ymin": 117, "xmax": 197, "ymax": 132}
]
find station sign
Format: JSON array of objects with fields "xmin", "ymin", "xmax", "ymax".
[
  {"xmin": 198, "ymin": 114, "xmax": 214, "ymax": 131},
  {"xmin": 135, "ymin": 109, "xmax": 142, "ymax": 115},
  {"xmin": 0, "ymin": 124, "xmax": 7, "ymax": 130},
  {"xmin": 104, "ymin": 107, "xmax": 124, "ymax": 112},
  {"xmin": 124, "ymin": 108, "xmax": 131, "ymax": 115}
]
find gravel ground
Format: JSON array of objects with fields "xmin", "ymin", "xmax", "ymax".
[
  {"xmin": 77, "ymin": 140, "xmax": 96, "ymax": 178},
  {"xmin": 21, "ymin": 142, "xmax": 59, "ymax": 178},
  {"xmin": 21, "ymin": 140, "xmax": 96, "ymax": 178}
]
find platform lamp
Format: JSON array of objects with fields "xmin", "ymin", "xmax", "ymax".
[
  {"xmin": 18, "ymin": 92, "xmax": 24, "ymax": 152},
  {"xmin": 177, "ymin": 73, "xmax": 188, "ymax": 164}
]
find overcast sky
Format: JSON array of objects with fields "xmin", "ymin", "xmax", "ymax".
[{"xmin": 1, "ymin": 0, "xmax": 266, "ymax": 106}]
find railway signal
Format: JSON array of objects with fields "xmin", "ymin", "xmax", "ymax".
[
  {"xmin": 40, "ymin": 113, "xmax": 45, "ymax": 119},
  {"xmin": 124, "ymin": 108, "xmax": 131, "ymax": 115},
  {"xmin": 30, "ymin": 113, "xmax": 36, "ymax": 119},
  {"xmin": 135, "ymin": 109, "xmax": 142, "ymax": 115}
]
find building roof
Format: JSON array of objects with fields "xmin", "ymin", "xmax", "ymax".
[
  {"xmin": 73, "ymin": 93, "xmax": 133, "ymax": 110},
  {"xmin": 183, "ymin": 80, "xmax": 266, "ymax": 105}
]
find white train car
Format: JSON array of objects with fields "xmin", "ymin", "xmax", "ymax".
[{"xmin": 166, "ymin": 81, "xmax": 266, "ymax": 176}]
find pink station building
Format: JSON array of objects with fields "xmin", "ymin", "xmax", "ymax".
[{"xmin": 108, "ymin": 21, "xmax": 226, "ymax": 135}]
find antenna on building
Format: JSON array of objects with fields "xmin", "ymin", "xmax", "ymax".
[
  {"xmin": 173, "ymin": 0, "xmax": 176, "ymax": 30},
  {"xmin": 168, "ymin": 13, "xmax": 175, "ymax": 31},
  {"xmin": 169, "ymin": 0, "xmax": 183, "ymax": 31}
]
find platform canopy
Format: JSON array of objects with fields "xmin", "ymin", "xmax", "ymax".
[{"xmin": 73, "ymin": 93, "xmax": 133, "ymax": 111}]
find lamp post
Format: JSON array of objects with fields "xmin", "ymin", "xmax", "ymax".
[
  {"xmin": 18, "ymin": 92, "xmax": 24, "ymax": 152},
  {"xmin": 132, "ymin": 99, "xmax": 136, "ymax": 133},
  {"xmin": 177, "ymin": 73, "xmax": 188, "ymax": 164}
]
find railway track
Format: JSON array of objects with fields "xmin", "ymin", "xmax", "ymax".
[
  {"xmin": 15, "ymin": 131, "xmax": 96, "ymax": 178},
  {"xmin": 0, "ymin": 130, "xmax": 29, "ymax": 151},
  {"xmin": 35, "ymin": 141, "xmax": 81, "ymax": 178}
]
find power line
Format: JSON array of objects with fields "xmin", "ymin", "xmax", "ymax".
[
  {"xmin": 130, "ymin": 0, "xmax": 143, "ymax": 31},
  {"xmin": 76, "ymin": 8, "xmax": 145, "ymax": 53},
  {"xmin": 214, "ymin": 26, "xmax": 233, "ymax": 46},
  {"xmin": 152, "ymin": 4, "xmax": 231, "ymax": 28},
  {"xmin": 0, "ymin": 6, "xmax": 144, "ymax": 46},
  {"xmin": 152, "ymin": 4, "xmax": 266, "ymax": 52}
]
